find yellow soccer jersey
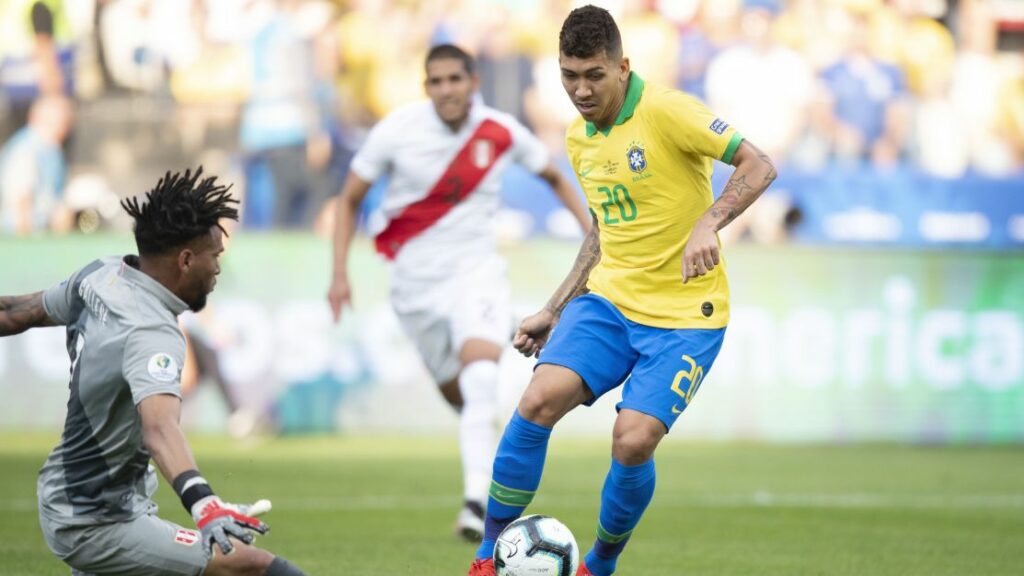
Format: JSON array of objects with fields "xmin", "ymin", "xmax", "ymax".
[{"xmin": 566, "ymin": 73, "xmax": 743, "ymax": 329}]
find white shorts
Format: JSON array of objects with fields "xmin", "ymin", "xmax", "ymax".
[
  {"xmin": 391, "ymin": 255, "xmax": 511, "ymax": 384},
  {"xmin": 39, "ymin": 506, "xmax": 207, "ymax": 576}
]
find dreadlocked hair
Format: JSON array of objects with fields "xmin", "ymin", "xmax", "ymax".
[{"xmin": 121, "ymin": 167, "xmax": 239, "ymax": 256}]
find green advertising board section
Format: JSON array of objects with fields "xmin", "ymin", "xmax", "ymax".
[{"xmin": 0, "ymin": 234, "xmax": 1021, "ymax": 442}]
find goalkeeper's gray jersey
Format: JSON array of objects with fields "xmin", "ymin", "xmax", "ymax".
[{"xmin": 37, "ymin": 256, "xmax": 189, "ymax": 526}]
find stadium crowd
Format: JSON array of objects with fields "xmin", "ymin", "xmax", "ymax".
[{"xmin": 1, "ymin": 0, "xmax": 1022, "ymax": 237}]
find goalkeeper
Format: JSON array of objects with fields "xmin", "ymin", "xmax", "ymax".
[{"xmin": 0, "ymin": 168, "xmax": 307, "ymax": 576}]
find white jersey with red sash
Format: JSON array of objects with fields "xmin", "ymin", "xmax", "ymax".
[{"xmin": 350, "ymin": 100, "xmax": 549, "ymax": 306}]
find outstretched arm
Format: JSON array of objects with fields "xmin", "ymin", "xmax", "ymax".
[
  {"xmin": 682, "ymin": 140, "xmax": 777, "ymax": 283},
  {"xmin": 514, "ymin": 211, "xmax": 600, "ymax": 357},
  {"xmin": 0, "ymin": 292, "xmax": 57, "ymax": 336},
  {"xmin": 538, "ymin": 163, "xmax": 592, "ymax": 233},
  {"xmin": 327, "ymin": 172, "xmax": 373, "ymax": 323},
  {"xmin": 139, "ymin": 394, "xmax": 268, "ymax": 555}
]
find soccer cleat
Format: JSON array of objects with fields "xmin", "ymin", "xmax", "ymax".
[
  {"xmin": 576, "ymin": 562, "xmax": 594, "ymax": 575},
  {"xmin": 454, "ymin": 503, "xmax": 485, "ymax": 542},
  {"xmin": 468, "ymin": 558, "xmax": 496, "ymax": 576}
]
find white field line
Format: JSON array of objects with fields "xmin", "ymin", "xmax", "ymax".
[{"xmin": 4, "ymin": 492, "xmax": 1024, "ymax": 513}]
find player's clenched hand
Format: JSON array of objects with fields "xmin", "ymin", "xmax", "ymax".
[
  {"xmin": 191, "ymin": 496, "xmax": 270, "ymax": 557},
  {"xmin": 514, "ymin": 309, "xmax": 557, "ymax": 358},
  {"xmin": 682, "ymin": 221, "xmax": 720, "ymax": 284},
  {"xmin": 327, "ymin": 275, "xmax": 352, "ymax": 323}
]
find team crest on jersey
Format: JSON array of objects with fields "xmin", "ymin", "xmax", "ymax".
[
  {"xmin": 472, "ymin": 139, "xmax": 494, "ymax": 169},
  {"xmin": 174, "ymin": 529, "xmax": 199, "ymax": 546},
  {"xmin": 147, "ymin": 353, "xmax": 179, "ymax": 382},
  {"xmin": 626, "ymin": 142, "xmax": 647, "ymax": 174}
]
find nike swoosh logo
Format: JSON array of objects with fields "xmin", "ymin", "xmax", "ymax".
[
  {"xmin": 672, "ymin": 405, "xmax": 683, "ymax": 414},
  {"xmin": 493, "ymin": 489, "xmax": 519, "ymax": 500},
  {"xmin": 580, "ymin": 168, "xmax": 592, "ymax": 178}
]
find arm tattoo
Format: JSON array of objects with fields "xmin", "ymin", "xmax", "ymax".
[
  {"xmin": 705, "ymin": 148, "xmax": 777, "ymax": 231},
  {"xmin": 758, "ymin": 153, "xmax": 777, "ymax": 186},
  {"xmin": 707, "ymin": 174, "xmax": 753, "ymax": 229},
  {"xmin": 0, "ymin": 292, "xmax": 55, "ymax": 337},
  {"xmin": 544, "ymin": 216, "xmax": 601, "ymax": 316},
  {"xmin": 721, "ymin": 174, "xmax": 755, "ymax": 199}
]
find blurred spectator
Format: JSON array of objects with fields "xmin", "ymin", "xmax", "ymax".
[
  {"xmin": 521, "ymin": 0, "xmax": 580, "ymax": 153},
  {"xmin": 909, "ymin": 53, "xmax": 968, "ymax": 179},
  {"xmin": 619, "ymin": 0, "xmax": 680, "ymax": 88},
  {"xmin": 820, "ymin": 9, "xmax": 910, "ymax": 168},
  {"xmin": 949, "ymin": 0, "xmax": 1017, "ymax": 176},
  {"xmin": 705, "ymin": 0, "xmax": 814, "ymax": 165},
  {"xmin": 999, "ymin": 69, "xmax": 1024, "ymax": 169},
  {"xmin": 240, "ymin": 0, "xmax": 331, "ymax": 229},
  {"xmin": 676, "ymin": 1, "xmax": 738, "ymax": 100},
  {"xmin": 893, "ymin": 1, "xmax": 955, "ymax": 99},
  {"xmin": 336, "ymin": 0, "xmax": 427, "ymax": 121},
  {"xmin": 97, "ymin": 0, "xmax": 199, "ymax": 94},
  {"xmin": 308, "ymin": 3, "xmax": 353, "ymax": 226},
  {"xmin": 0, "ymin": 95, "xmax": 74, "ymax": 235},
  {"xmin": 475, "ymin": 11, "xmax": 534, "ymax": 126},
  {"xmin": 334, "ymin": 0, "xmax": 388, "ymax": 125},
  {"xmin": 701, "ymin": 0, "xmax": 807, "ymax": 245},
  {"xmin": 909, "ymin": 22, "xmax": 962, "ymax": 176},
  {"xmin": 0, "ymin": 0, "xmax": 75, "ymax": 142},
  {"xmin": 0, "ymin": 0, "xmax": 1017, "ymax": 242},
  {"xmin": 899, "ymin": 2, "xmax": 962, "ymax": 178},
  {"xmin": 774, "ymin": 0, "xmax": 843, "ymax": 70},
  {"xmin": 166, "ymin": 0, "xmax": 250, "ymax": 106},
  {"xmin": 421, "ymin": 0, "xmax": 487, "ymax": 49}
]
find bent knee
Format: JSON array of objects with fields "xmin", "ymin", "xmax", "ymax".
[
  {"xmin": 516, "ymin": 365, "xmax": 590, "ymax": 427},
  {"xmin": 611, "ymin": 427, "xmax": 661, "ymax": 464},
  {"xmin": 517, "ymin": 387, "xmax": 555, "ymax": 424}
]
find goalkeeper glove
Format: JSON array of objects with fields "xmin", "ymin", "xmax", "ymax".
[
  {"xmin": 191, "ymin": 495, "xmax": 269, "ymax": 556},
  {"xmin": 173, "ymin": 470, "xmax": 270, "ymax": 556}
]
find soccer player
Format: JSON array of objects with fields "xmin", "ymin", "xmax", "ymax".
[
  {"xmin": 326, "ymin": 44, "xmax": 590, "ymax": 541},
  {"xmin": 0, "ymin": 168, "xmax": 308, "ymax": 576},
  {"xmin": 467, "ymin": 6, "xmax": 777, "ymax": 576}
]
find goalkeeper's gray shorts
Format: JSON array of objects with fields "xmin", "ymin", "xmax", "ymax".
[{"xmin": 39, "ymin": 506, "xmax": 207, "ymax": 576}]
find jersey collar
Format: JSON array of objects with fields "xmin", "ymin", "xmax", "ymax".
[
  {"xmin": 585, "ymin": 72, "xmax": 645, "ymax": 138},
  {"xmin": 121, "ymin": 255, "xmax": 190, "ymax": 316}
]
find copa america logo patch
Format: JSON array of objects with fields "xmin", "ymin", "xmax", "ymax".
[
  {"xmin": 175, "ymin": 529, "xmax": 199, "ymax": 546},
  {"xmin": 147, "ymin": 353, "xmax": 179, "ymax": 382},
  {"xmin": 626, "ymin": 143, "xmax": 647, "ymax": 173},
  {"xmin": 709, "ymin": 118, "xmax": 729, "ymax": 135}
]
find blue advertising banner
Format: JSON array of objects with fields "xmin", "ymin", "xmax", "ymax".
[{"xmin": 497, "ymin": 161, "xmax": 1024, "ymax": 249}]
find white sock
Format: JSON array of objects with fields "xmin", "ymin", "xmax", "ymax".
[{"xmin": 458, "ymin": 360, "xmax": 499, "ymax": 505}]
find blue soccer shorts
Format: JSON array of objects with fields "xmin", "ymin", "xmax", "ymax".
[{"xmin": 537, "ymin": 293, "xmax": 726, "ymax": 430}]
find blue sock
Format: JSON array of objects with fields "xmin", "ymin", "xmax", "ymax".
[
  {"xmin": 583, "ymin": 458, "xmax": 656, "ymax": 576},
  {"xmin": 474, "ymin": 411, "xmax": 552, "ymax": 560}
]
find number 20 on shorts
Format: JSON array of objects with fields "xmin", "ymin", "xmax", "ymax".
[{"xmin": 670, "ymin": 355, "xmax": 704, "ymax": 414}]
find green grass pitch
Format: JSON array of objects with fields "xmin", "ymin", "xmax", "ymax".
[{"xmin": 1, "ymin": 434, "xmax": 1022, "ymax": 575}]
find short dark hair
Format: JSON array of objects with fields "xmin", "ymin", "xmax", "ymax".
[
  {"xmin": 425, "ymin": 43, "xmax": 475, "ymax": 76},
  {"xmin": 559, "ymin": 5, "xmax": 622, "ymax": 60},
  {"xmin": 121, "ymin": 167, "xmax": 239, "ymax": 256}
]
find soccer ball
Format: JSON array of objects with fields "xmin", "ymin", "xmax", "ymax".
[{"xmin": 494, "ymin": 515, "xmax": 579, "ymax": 576}]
